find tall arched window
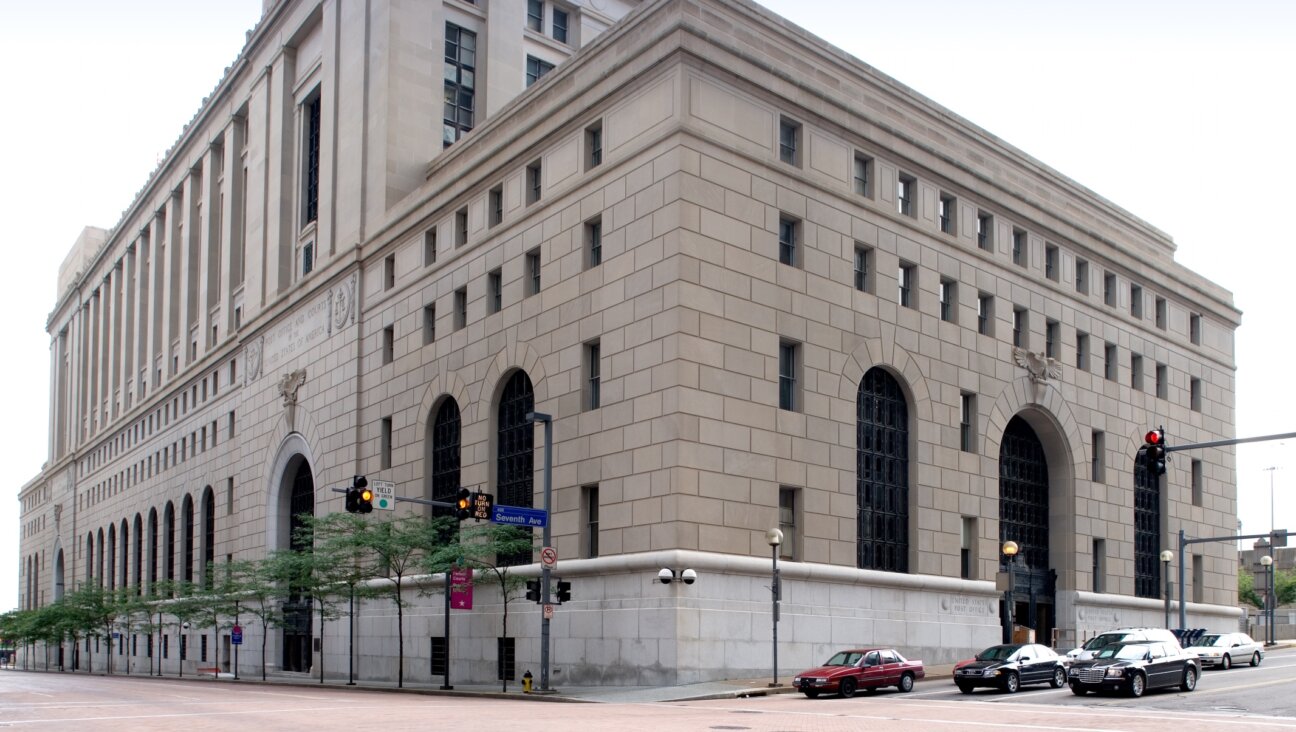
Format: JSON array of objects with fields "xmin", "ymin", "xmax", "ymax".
[
  {"xmin": 85, "ymin": 533, "xmax": 94, "ymax": 584},
  {"xmin": 132, "ymin": 514, "xmax": 143, "ymax": 593},
  {"xmin": 856, "ymin": 367, "xmax": 909, "ymax": 572},
  {"xmin": 120, "ymin": 519, "xmax": 130, "ymax": 589},
  {"xmin": 182, "ymin": 495, "xmax": 195, "ymax": 587},
  {"xmin": 27, "ymin": 556, "xmax": 33, "ymax": 609},
  {"xmin": 497, "ymin": 371, "xmax": 534, "ymax": 566},
  {"xmin": 163, "ymin": 502, "xmax": 176, "ymax": 587},
  {"xmin": 148, "ymin": 508, "xmax": 159, "ymax": 594},
  {"xmin": 999, "ymin": 416, "xmax": 1050, "ymax": 570},
  {"xmin": 431, "ymin": 398, "xmax": 462, "ymax": 520},
  {"xmin": 202, "ymin": 487, "xmax": 216, "ymax": 589},
  {"xmin": 1133, "ymin": 457, "xmax": 1160, "ymax": 598},
  {"xmin": 107, "ymin": 524, "xmax": 117, "ymax": 590},
  {"xmin": 97, "ymin": 528, "xmax": 106, "ymax": 588},
  {"xmin": 54, "ymin": 549, "xmax": 65, "ymax": 602}
]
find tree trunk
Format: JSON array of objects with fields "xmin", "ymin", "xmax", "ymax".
[
  {"xmin": 396, "ymin": 581, "xmax": 405, "ymax": 689},
  {"xmin": 261, "ymin": 617, "xmax": 268, "ymax": 682}
]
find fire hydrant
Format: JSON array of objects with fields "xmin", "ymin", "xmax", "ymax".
[{"xmin": 522, "ymin": 670, "xmax": 534, "ymax": 693}]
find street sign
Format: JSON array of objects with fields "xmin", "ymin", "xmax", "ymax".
[
  {"xmin": 450, "ymin": 568, "xmax": 474, "ymax": 610},
  {"xmin": 1273, "ymin": 529, "xmax": 1289, "ymax": 548},
  {"xmin": 371, "ymin": 480, "xmax": 396, "ymax": 510},
  {"xmin": 540, "ymin": 546, "xmax": 557, "ymax": 569},
  {"xmin": 543, "ymin": 604, "xmax": 554, "ymax": 620},
  {"xmin": 472, "ymin": 491, "xmax": 494, "ymax": 521},
  {"xmin": 491, "ymin": 504, "xmax": 548, "ymax": 528},
  {"xmin": 231, "ymin": 625, "xmax": 243, "ymax": 645}
]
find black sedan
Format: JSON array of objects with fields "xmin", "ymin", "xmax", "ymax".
[
  {"xmin": 953, "ymin": 643, "xmax": 1067, "ymax": 693},
  {"xmin": 1067, "ymin": 641, "xmax": 1199, "ymax": 697}
]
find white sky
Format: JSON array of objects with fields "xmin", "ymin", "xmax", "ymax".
[{"xmin": 0, "ymin": 0, "xmax": 1292, "ymax": 611}]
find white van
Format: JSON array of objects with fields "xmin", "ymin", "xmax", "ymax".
[{"xmin": 1065, "ymin": 627, "xmax": 1182, "ymax": 662}]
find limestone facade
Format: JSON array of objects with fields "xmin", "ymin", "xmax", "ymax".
[{"xmin": 19, "ymin": 0, "xmax": 1241, "ymax": 685}]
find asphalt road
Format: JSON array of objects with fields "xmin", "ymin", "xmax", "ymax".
[{"xmin": 0, "ymin": 649, "xmax": 1291, "ymax": 731}]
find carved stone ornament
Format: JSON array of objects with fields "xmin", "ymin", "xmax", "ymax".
[
  {"xmin": 330, "ymin": 274, "xmax": 357, "ymax": 334},
  {"xmin": 279, "ymin": 368, "xmax": 307, "ymax": 430},
  {"xmin": 246, "ymin": 337, "xmax": 264, "ymax": 384},
  {"xmin": 53, "ymin": 503, "xmax": 62, "ymax": 529},
  {"xmin": 1013, "ymin": 347, "xmax": 1062, "ymax": 403}
]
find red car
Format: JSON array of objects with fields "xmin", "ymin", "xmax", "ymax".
[{"xmin": 793, "ymin": 648, "xmax": 925, "ymax": 698}]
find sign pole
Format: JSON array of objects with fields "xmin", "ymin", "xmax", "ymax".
[{"xmin": 528, "ymin": 411, "xmax": 555, "ymax": 693}]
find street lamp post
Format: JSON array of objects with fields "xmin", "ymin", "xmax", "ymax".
[
  {"xmin": 1261, "ymin": 555, "xmax": 1274, "ymax": 646},
  {"xmin": 1002, "ymin": 541, "xmax": 1019, "ymax": 644},
  {"xmin": 766, "ymin": 528, "xmax": 783, "ymax": 688},
  {"xmin": 526, "ymin": 411, "xmax": 554, "ymax": 693},
  {"xmin": 1160, "ymin": 550, "xmax": 1173, "ymax": 629}
]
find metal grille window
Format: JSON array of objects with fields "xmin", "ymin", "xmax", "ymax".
[
  {"xmin": 999, "ymin": 416, "xmax": 1050, "ymax": 572},
  {"xmin": 1133, "ymin": 457, "xmax": 1160, "ymax": 599},
  {"xmin": 203, "ymin": 490, "xmax": 214, "ymax": 590},
  {"xmin": 854, "ymin": 246, "xmax": 870, "ymax": 292},
  {"xmin": 526, "ymin": 56, "xmax": 554, "ymax": 87},
  {"xmin": 497, "ymin": 372, "xmax": 534, "ymax": 566},
  {"xmin": 303, "ymin": 94, "xmax": 321, "ymax": 224},
  {"xmin": 778, "ymin": 216, "xmax": 797, "ymax": 266},
  {"xmin": 443, "ymin": 24, "xmax": 476, "ymax": 147},
  {"xmin": 431, "ymin": 399, "xmax": 461, "ymax": 519},
  {"xmin": 857, "ymin": 368, "xmax": 909, "ymax": 572},
  {"xmin": 497, "ymin": 637, "xmax": 516, "ymax": 681},
  {"xmin": 182, "ymin": 497, "xmax": 194, "ymax": 585}
]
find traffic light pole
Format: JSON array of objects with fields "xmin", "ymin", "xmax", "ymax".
[
  {"xmin": 527, "ymin": 411, "xmax": 555, "ymax": 694},
  {"xmin": 1178, "ymin": 530, "xmax": 1278, "ymax": 631}
]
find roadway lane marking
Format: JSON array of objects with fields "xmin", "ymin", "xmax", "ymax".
[
  {"xmin": 655, "ymin": 703, "xmax": 1141, "ymax": 732},
  {"xmin": 0, "ymin": 704, "xmax": 403, "ymax": 725}
]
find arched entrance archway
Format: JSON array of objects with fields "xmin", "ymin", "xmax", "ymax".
[
  {"xmin": 281, "ymin": 458, "xmax": 315, "ymax": 673},
  {"xmin": 999, "ymin": 415, "xmax": 1057, "ymax": 643}
]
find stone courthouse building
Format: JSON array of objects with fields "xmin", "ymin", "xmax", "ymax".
[{"xmin": 18, "ymin": 0, "xmax": 1243, "ymax": 685}]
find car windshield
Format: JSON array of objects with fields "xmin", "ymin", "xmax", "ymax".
[
  {"xmin": 1083, "ymin": 633, "xmax": 1128, "ymax": 651},
  {"xmin": 1096, "ymin": 644, "xmax": 1149, "ymax": 661},
  {"xmin": 1191, "ymin": 635, "xmax": 1223, "ymax": 647},
  {"xmin": 976, "ymin": 645, "xmax": 1020, "ymax": 661},
  {"xmin": 824, "ymin": 651, "xmax": 864, "ymax": 667}
]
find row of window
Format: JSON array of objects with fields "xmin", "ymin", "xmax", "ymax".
[{"xmin": 775, "ymin": 117, "xmax": 1209, "ymax": 351}]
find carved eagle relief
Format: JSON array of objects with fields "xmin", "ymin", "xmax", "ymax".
[{"xmin": 1012, "ymin": 347, "xmax": 1062, "ymax": 384}]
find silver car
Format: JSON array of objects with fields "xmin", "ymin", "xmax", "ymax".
[
  {"xmin": 1065, "ymin": 628, "xmax": 1182, "ymax": 662},
  {"xmin": 1187, "ymin": 632, "xmax": 1263, "ymax": 669}
]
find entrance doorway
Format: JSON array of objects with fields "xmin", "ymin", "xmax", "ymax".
[
  {"xmin": 999, "ymin": 416, "xmax": 1057, "ymax": 645},
  {"xmin": 281, "ymin": 459, "xmax": 314, "ymax": 673}
]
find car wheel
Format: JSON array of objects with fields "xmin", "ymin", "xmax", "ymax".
[
  {"xmin": 840, "ymin": 677, "xmax": 857, "ymax": 698},
  {"xmin": 1070, "ymin": 684, "xmax": 1088, "ymax": 696},
  {"xmin": 898, "ymin": 673, "xmax": 914, "ymax": 693},
  {"xmin": 803, "ymin": 690, "xmax": 820, "ymax": 699},
  {"xmin": 1050, "ymin": 668, "xmax": 1066, "ymax": 689},
  {"xmin": 1002, "ymin": 671, "xmax": 1019, "ymax": 693},
  {"xmin": 1128, "ymin": 673, "xmax": 1145, "ymax": 698},
  {"xmin": 1221, "ymin": 654, "xmax": 1232, "ymax": 670},
  {"xmin": 1251, "ymin": 651, "xmax": 1262, "ymax": 667},
  {"xmin": 956, "ymin": 682, "xmax": 974, "ymax": 694},
  {"xmin": 1181, "ymin": 666, "xmax": 1197, "ymax": 692}
]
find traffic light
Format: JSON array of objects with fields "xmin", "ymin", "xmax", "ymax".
[
  {"xmin": 1144, "ymin": 428, "xmax": 1167, "ymax": 477},
  {"xmin": 456, "ymin": 488, "xmax": 472, "ymax": 520},
  {"xmin": 555, "ymin": 580, "xmax": 572, "ymax": 604},
  {"xmin": 345, "ymin": 487, "xmax": 360, "ymax": 513},
  {"xmin": 355, "ymin": 475, "xmax": 374, "ymax": 514},
  {"xmin": 525, "ymin": 579, "xmax": 541, "ymax": 603}
]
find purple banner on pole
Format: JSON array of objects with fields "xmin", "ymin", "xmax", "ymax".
[{"xmin": 450, "ymin": 567, "xmax": 474, "ymax": 610}]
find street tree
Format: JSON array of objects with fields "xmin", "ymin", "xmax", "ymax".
[{"xmin": 228, "ymin": 556, "xmax": 288, "ymax": 681}]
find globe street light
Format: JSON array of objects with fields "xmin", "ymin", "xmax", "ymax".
[
  {"xmin": 1260, "ymin": 555, "xmax": 1274, "ymax": 646},
  {"xmin": 766, "ymin": 527, "xmax": 783, "ymax": 688},
  {"xmin": 1002, "ymin": 540, "xmax": 1019, "ymax": 644},
  {"xmin": 1160, "ymin": 550, "xmax": 1174, "ymax": 629}
]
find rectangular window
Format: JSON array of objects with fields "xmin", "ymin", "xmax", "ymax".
[
  {"xmin": 778, "ymin": 117, "xmax": 800, "ymax": 166},
  {"xmin": 525, "ymin": 55, "xmax": 555, "ymax": 87},
  {"xmin": 303, "ymin": 92, "xmax": 321, "ymax": 226},
  {"xmin": 1045, "ymin": 244, "xmax": 1058, "ymax": 281},
  {"xmin": 976, "ymin": 212, "xmax": 992, "ymax": 251},
  {"xmin": 553, "ymin": 7, "xmax": 569, "ymax": 43},
  {"xmin": 526, "ymin": 160, "xmax": 542, "ymax": 205},
  {"xmin": 938, "ymin": 194, "xmax": 956, "ymax": 234},
  {"xmin": 455, "ymin": 207, "xmax": 468, "ymax": 247},
  {"xmin": 1130, "ymin": 284, "xmax": 1143, "ymax": 318},
  {"xmin": 853, "ymin": 245, "xmax": 871, "ymax": 292},
  {"xmin": 1155, "ymin": 297, "xmax": 1167, "ymax": 329},
  {"xmin": 960, "ymin": 517, "xmax": 976, "ymax": 579},
  {"xmin": 585, "ymin": 121, "xmax": 602, "ymax": 170},
  {"xmin": 1104, "ymin": 272, "xmax": 1117, "ymax": 306},
  {"xmin": 1131, "ymin": 353, "xmax": 1144, "ymax": 391},
  {"xmin": 583, "ymin": 484, "xmax": 599, "ymax": 558},
  {"xmin": 897, "ymin": 173, "xmax": 915, "ymax": 217},
  {"xmin": 779, "ymin": 341, "xmax": 799, "ymax": 411},
  {"xmin": 380, "ymin": 417, "xmax": 392, "ymax": 470},
  {"xmin": 1012, "ymin": 228, "xmax": 1026, "ymax": 267},
  {"xmin": 489, "ymin": 185, "xmax": 503, "ymax": 226},
  {"xmin": 384, "ymin": 254, "xmax": 395, "ymax": 291},
  {"xmin": 1191, "ymin": 459, "xmax": 1203, "ymax": 507},
  {"xmin": 939, "ymin": 278, "xmax": 956, "ymax": 322},
  {"xmin": 960, "ymin": 392, "xmax": 976, "ymax": 453},
  {"xmin": 1076, "ymin": 259, "xmax": 1089, "ymax": 294},
  {"xmin": 1190, "ymin": 377, "xmax": 1202, "ymax": 411},
  {"xmin": 1076, "ymin": 332, "xmax": 1089, "ymax": 371},
  {"xmin": 301, "ymin": 242, "xmax": 314, "ymax": 276},
  {"xmin": 1192, "ymin": 554, "xmax": 1203, "ymax": 603},
  {"xmin": 1104, "ymin": 342, "xmax": 1117, "ymax": 380},
  {"xmin": 1092, "ymin": 430, "xmax": 1105, "ymax": 482},
  {"xmin": 778, "ymin": 487, "xmax": 797, "ymax": 561},
  {"xmin": 586, "ymin": 217, "xmax": 602, "ymax": 269},
  {"xmin": 1156, "ymin": 363, "xmax": 1168, "ymax": 399},
  {"xmin": 488, "ymin": 269, "xmax": 502, "ymax": 314},
  {"xmin": 584, "ymin": 340, "xmax": 601, "ymax": 411},
  {"xmin": 778, "ymin": 216, "xmax": 798, "ymax": 267},
  {"xmin": 454, "ymin": 288, "xmax": 467, "ymax": 331},
  {"xmin": 977, "ymin": 293, "xmax": 993, "ymax": 336},
  {"xmin": 1093, "ymin": 538, "xmax": 1106, "ymax": 593},
  {"xmin": 1045, "ymin": 319, "xmax": 1059, "ymax": 359},
  {"xmin": 443, "ymin": 24, "xmax": 476, "ymax": 146},
  {"xmin": 527, "ymin": 0, "xmax": 544, "ymax": 31},
  {"xmin": 853, "ymin": 153, "xmax": 872, "ymax": 197},
  {"xmin": 497, "ymin": 637, "xmax": 515, "ymax": 682},
  {"xmin": 381, "ymin": 326, "xmax": 394, "ymax": 365},
  {"xmin": 898, "ymin": 263, "xmax": 915, "ymax": 308},
  {"xmin": 425, "ymin": 229, "xmax": 437, "ymax": 267},
  {"xmin": 1012, "ymin": 307, "xmax": 1027, "ymax": 348},
  {"xmin": 1190, "ymin": 313, "xmax": 1202, "ymax": 345},
  {"xmin": 526, "ymin": 248, "xmax": 541, "ymax": 296}
]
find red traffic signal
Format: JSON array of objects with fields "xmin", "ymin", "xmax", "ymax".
[
  {"xmin": 1145, "ymin": 429, "xmax": 1163, "ymax": 446},
  {"xmin": 1143, "ymin": 428, "xmax": 1167, "ymax": 477}
]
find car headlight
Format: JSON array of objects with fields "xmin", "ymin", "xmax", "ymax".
[
  {"xmin": 793, "ymin": 677, "xmax": 801, "ymax": 684},
  {"xmin": 1105, "ymin": 668, "xmax": 1124, "ymax": 678},
  {"xmin": 1068, "ymin": 668, "xmax": 1078, "ymax": 676}
]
